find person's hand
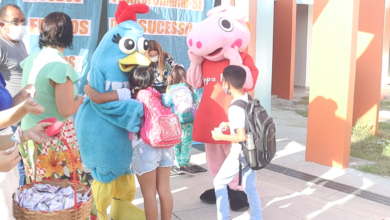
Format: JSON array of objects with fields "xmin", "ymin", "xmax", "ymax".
[
  {"xmin": 188, "ymin": 51, "xmax": 204, "ymax": 65},
  {"xmin": 223, "ymin": 46, "xmax": 243, "ymax": 65},
  {"xmin": 20, "ymin": 84, "xmax": 36, "ymax": 99},
  {"xmin": 84, "ymin": 83, "xmax": 98, "ymax": 102},
  {"xmin": 21, "ymin": 122, "xmax": 56, "ymax": 143},
  {"xmin": 211, "ymin": 130, "xmax": 223, "ymax": 141},
  {"xmin": 219, "ymin": 122, "xmax": 229, "ymax": 132},
  {"xmin": 0, "ymin": 148, "xmax": 21, "ymax": 172},
  {"xmin": 75, "ymin": 94, "xmax": 85, "ymax": 107},
  {"xmin": 23, "ymin": 99, "xmax": 45, "ymax": 115},
  {"xmin": 83, "ymin": 83, "xmax": 93, "ymax": 95}
]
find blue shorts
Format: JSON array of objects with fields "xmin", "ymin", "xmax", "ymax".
[{"xmin": 131, "ymin": 142, "xmax": 175, "ymax": 176}]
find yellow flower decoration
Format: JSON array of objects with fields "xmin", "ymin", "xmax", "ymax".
[{"xmin": 37, "ymin": 149, "xmax": 64, "ymax": 178}]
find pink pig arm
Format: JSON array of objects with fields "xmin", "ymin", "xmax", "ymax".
[
  {"xmin": 187, "ymin": 51, "xmax": 204, "ymax": 89},
  {"xmin": 224, "ymin": 47, "xmax": 253, "ymax": 89}
]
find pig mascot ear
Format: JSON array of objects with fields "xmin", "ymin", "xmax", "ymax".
[{"xmin": 207, "ymin": 6, "xmax": 246, "ymax": 22}]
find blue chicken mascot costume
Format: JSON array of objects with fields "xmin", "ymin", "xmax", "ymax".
[{"xmin": 75, "ymin": 2, "xmax": 150, "ymax": 219}]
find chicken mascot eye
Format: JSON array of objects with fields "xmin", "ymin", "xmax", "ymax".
[
  {"xmin": 119, "ymin": 37, "xmax": 136, "ymax": 54},
  {"xmin": 219, "ymin": 17, "xmax": 233, "ymax": 32},
  {"xmin": 137, "ymin": 37, "xmax": 148, "ymax": 54}
]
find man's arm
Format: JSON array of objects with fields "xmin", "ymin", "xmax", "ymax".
[{"xmin": 211, "ymin": 127, "xmax": 246, "ymax": 143}]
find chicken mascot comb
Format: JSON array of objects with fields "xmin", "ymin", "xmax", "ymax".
[
  {"xmin": 115, "ymin": 1, "xmax": 149, "ymax": 23},
  {"xmin": 75, "ymin": 3, "xmax": 150, "ymax": 220},
  {"xmin": 186, "ymin": 5, "xmax": 259, "ymax": 211}
]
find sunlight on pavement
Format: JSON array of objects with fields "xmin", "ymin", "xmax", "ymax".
[{"xmin": 306, "ymin": 178, "xmax": 374, "ymax": 219}]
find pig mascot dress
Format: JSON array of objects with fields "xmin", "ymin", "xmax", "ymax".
[
  {"xmin": 75, "ymin": 3, "xmax": 150, "ymax": 220},
  {"xmin": 187, "ymin": 6, "xmax": 258, "ymax": 211}
]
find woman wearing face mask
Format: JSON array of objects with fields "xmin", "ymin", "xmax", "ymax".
[{"xmin": 145, "ymin": 40, "xmax": 175, "ymax": 94}]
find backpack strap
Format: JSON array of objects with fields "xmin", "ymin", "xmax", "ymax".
[
  {"xmin": 238, "ymin": 156, "xmax": 242, "ymax": 186},
  {"xmin": 229, "ymin": 96, "xmax": 252, "ymax": 186},
  {"xmin": 230, "ymin": 100, "xmax": 248, "ymax": 110},
  {"xmin": 229, "ymin": 95, "xmax": 253, "ymax": 110}
]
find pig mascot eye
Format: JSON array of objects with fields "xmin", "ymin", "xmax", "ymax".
[
  {"xmin": 219, "ymin": 17, "xmax": 233, "ymax": 32},
  {"xmin": 138, "ymin": 37, "xmax": 149, "ymax": 54},
  {"xmin": 119, "ymin": 36, "xmax": 136, "ymax": 54}
]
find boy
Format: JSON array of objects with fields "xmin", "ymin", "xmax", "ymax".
[{"xmin": 211, "ymin": 65, "xmax": 263, "ymax": 220}]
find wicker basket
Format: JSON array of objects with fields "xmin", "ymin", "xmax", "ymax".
[
  {"xmin": 12, "ymin": 179, "xmax": 92, "ymax": 220},
  {"xmin": 12, "ymin": 134, "xmax": 92, "ymax": 220}
]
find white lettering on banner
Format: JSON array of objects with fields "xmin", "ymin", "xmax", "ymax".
[
  {"xmin": 23, "ymin": 0, "xmax": 83, "ymax": 3},
  {"xmin": 109, "ymin": 17, "xmax": 194, "ymax": 36},
  {"xmin": 64, "ymin": 56, "xmax": 84, "ymax": 72},
  {"xmin": 29, "ymin": 18, "xmax": 91, "ymax": 36},
  {"xmin": 109, "ymin": 0, "xmax": 204, "ymax": 11}
]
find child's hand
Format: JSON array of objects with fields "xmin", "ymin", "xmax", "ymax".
[
  {"xmin": 211, "ymin": 130, "xmax": 223, "ymax": 141},
  {"xmin": 219, "ymin": 122, "xmax": 229, "ymax": 132}
]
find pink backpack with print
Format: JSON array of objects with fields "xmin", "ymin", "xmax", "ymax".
[{"xmin": 137, "ymin": 87, "xmax": 182, "ymax": 147}]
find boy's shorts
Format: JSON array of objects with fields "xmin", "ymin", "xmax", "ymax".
[{"xmin": 131, "ymin": 142, "xmax": 175, "ymax": 176}]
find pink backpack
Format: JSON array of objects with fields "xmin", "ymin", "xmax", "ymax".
[{"xmin": 137, "ymin": 87, "xmax": 182, "ymax": 147}]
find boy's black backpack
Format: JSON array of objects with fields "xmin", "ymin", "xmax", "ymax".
[{"xmin": 231, "ymin": 97, "xmax": 276, "ymax": 178}]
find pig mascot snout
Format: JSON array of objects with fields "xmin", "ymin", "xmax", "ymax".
[{"xmin": 186, "ymin": 6, "xmax": 259, "ymax": 211}]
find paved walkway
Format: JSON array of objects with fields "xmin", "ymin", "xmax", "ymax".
[{"xmin": 105, "ymin": 89, "xmax": 390, "ymax": 220}]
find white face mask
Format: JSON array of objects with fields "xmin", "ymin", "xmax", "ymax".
[
  {"xmin": 150, "ymin": 55, "xmax": 159, "ymax": 63},
  {"xmin": 4, "ymin": 24, "xmax": 26, "ymax": 41},
  {"xmin": 222, "ymin": 83, "xmax": 231, "ymax": 95}
]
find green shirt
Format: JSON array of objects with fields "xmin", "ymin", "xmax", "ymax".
[{"xmin": 21, "ymin": 47, "xmax": 79, "ymax": 130}]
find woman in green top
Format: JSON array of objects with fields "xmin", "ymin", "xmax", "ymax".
[{"xmin": 19, "ymin": 12, "xmax": 84, "ymax": 183}]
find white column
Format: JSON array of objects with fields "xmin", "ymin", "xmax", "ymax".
[
  {"xmin": 221, "ymin": 0, "xmax": 232, "ymax": 7},
  {"xmin": 382, "ymin": 0, "xmax": 390, "ymax": 98},
  {"xmin": 254, "ymin": 0, "xmax": 274, "ymax": 114},
  {"xmin": 305, "ymin": 5, "xmax": 313, "ymax": 87}
]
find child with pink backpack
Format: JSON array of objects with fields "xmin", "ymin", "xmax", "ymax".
[{"xmin": 84, "ymin": 65, "xmax": 180, "ymax": 220}]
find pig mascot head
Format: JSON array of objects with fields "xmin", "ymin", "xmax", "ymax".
[
  {"xmin": 185, "ymin": 5, "xmax": 259, "ymax": 212},
  {"xmin": 187, "ymin": 6, "xmax": 251, "ymax": 62}
]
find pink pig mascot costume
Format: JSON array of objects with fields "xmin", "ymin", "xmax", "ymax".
[{"xmin": 187, "ymin": 6, "xmax": 258, "ymax": 211}]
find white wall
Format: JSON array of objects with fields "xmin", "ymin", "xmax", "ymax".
[
  {"xmin": 254, "ymin": 0, "xmax": 274, "ymax": 114},
  {"xmin": 294, "ymin": 4, "xmax": 309, "ymax": 87},
  {"xmin": 305, "ymin": 5, "xmax": 313, "ymax": 88},
  {"xmin": 293, "ymin": 4, "xmax": 313, "ymax": 88}
]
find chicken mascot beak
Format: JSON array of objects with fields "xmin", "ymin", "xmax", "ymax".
[{"xmin": 118, "ymin": 52, "xmax": 151, "ymax": 72}]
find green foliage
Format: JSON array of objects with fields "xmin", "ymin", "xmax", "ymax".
[
  {"xmin": 380, "ymin": 100, "xmax": 390, "ymax": 111},
  {"xmin": 296, "ymin": 96, "xmax": 309, "ymax": 105},
  {"xmin": 350, "ymin": 121, "xmax": 390, "ymax": 177},
  {"xmin": 296, "ymin": 110, "xmax": 308, "ymax": 117},
  {"xmin": 351, "ymin": 120, "xmax": 373, "ymax": 142}
]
